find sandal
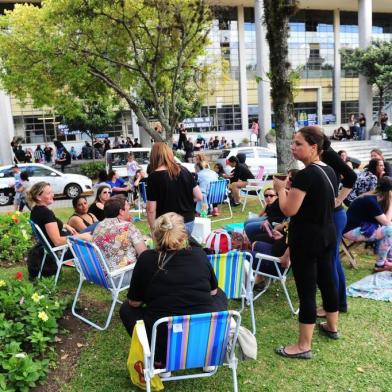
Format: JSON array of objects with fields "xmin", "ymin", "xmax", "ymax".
[
  {"xmin": 275, "ymin": 346, "xmax": 312, "ymax": 359},
  {"xmin": 318, "ymin": 323, "xmax": 340, "ymax": 340}
]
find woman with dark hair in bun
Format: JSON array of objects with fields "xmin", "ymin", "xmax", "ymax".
[
  {"xmin": 344, "ymin": 177, "xmax": 392, "ymax": 272},
  {"xmin": 273, "ymin": 126, "xmax": 339, "ymax": 359}
]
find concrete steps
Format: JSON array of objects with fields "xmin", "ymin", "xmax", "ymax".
[{"xmin": 330, "ymin": 140, "xmax": 392, "ymax": 164}]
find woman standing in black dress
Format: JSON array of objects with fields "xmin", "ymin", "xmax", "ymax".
[{"xmin": 273, "ymin": 126, "xmax": 339, "ymax": 359}]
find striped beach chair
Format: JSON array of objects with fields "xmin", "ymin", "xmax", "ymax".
[
  {"xmin": 67, "ymin": 237, "xmax": 134, "ymax": 331},
  {"xmin": 208, "ymin": 251, "xmax": 256, "ymax": 334},
  {"xmin": 136, "ymin": 310, "xmax": 241, "ymax": 392},
  {"xmin": 206, "ymin": 179, "xmax": 233, "ymax": 222},
  {"xmin": 29, "ymin": 219, "xmax": 75, "ymax": 286}
]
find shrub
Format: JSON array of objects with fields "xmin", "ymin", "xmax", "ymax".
[
  {"xmin": 0, "ymin": 276, "xmax": 66, "ymax": 391},
  {"xmin": 80, "ymin": 161, "xmax": 106, "ymax": 179},
  {"xmin": 0, "ymin": 212, "xmax": 32, "ymax": 265}
]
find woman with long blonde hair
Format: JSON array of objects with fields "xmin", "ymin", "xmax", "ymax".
[{"xmin": 146, "ymin": 143, "xmax": 202, "ymax": 235}]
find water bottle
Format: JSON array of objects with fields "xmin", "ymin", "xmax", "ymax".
[{"xmin": 200, "ymin": 203, "xmax": 208, "ymax": 219}]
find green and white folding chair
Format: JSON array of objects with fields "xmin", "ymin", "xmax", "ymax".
[
  {"xmin": 206, "ymin": 179, "xmax": 233, "ymax": 222},
  {"xmin": 241, "ymin": 166, "xmax": 269, "ymax": 212},
  {"xmin": 29, "ymin": 219, "xmax": 75, "ymax": 286},
  {"xmin": 252, "ymin": 252, "xmax": 298, "ymax": 315},
  {"xmin": 67, "ymin": 237, "xmax": 134, "ymax": 331},
  {"xmin": 208, "ymin": 251, "xmax": 256, "ymax": 334},
  {"xmin": 136, "ymin": 310, "xmax": 241, "ymax": 392}
]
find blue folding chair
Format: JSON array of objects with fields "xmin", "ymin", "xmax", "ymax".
[
  {"xmin": 136, "ymin": 310, "xmax": 241, "ymax": 392},
  {"xmin": 206, "ymin": 179, "xmax": 233, "ymax": 222},
  {"xmin": 208, "ymin": 251, "xmax": 256, "ymax": 334},
  {"xmin": 67, "ymin": 237, "xmax": 134, "ymax": 330},
  {"xmin": 29, "ymin": 219, "xmax": 75, "ymax": 286}
]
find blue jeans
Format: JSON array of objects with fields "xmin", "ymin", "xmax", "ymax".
[
  {"xmin": 332, "ymin": 208, "xmax": 347, "ymax": 311},
  {"xmin": 244, "ymin": 217, "xmax": 267, "ymax": 242},
  {"xmin": 359, "ymin": 126, "xmax": 366, "ymax": 140},
  {"xmin": 185, "ymin": 220, "xmax": 195, "ymax": 237}
]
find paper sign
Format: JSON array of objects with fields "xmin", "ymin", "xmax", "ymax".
[{"xmin": 173, "ymin": 323, "xmax": 183, "ymax": 333}]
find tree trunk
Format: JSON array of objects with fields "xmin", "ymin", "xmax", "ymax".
[
  {"xmin": 263, "ymin": 0, "xmax": 298, "ymax": 173},
  {"xmin": 378, "ymin": 86, "xmax": 384, "ymax": 124}
]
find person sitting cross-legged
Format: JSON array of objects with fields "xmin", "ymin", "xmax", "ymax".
[
  {"xmin": 228, "ymin": 155, "xmax": 254, "ymax": 206},
  {"xmin": 343, "ymin": 177, "xmax": 392, "ymax": 272}
]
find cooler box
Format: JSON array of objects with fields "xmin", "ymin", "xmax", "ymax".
[{"xmin": 191, "ymin": 217, "xmax": 211, "ymax": 243}]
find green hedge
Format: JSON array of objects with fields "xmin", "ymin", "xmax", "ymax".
[{"xmin": 80, "ymin": 161, "xmax": 106, "ymax": 179}]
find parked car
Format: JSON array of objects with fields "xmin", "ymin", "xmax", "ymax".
[
  {"xmin": 0, "ymin": 163, "xmax": 93, "ymax": 206},
  {"xmin": 105, "ymin": 147, "xmax": 195, "ymax": 178},
  {"xmin": 216, "ymin": 146, "xmax": 278, "ymax": 177}
]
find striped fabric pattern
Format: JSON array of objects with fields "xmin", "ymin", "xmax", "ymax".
[
  {"xmin": 139, "ymin": 182, "xmax": 147, "ymax": 203},
  {"xmin": 68, "ymin": 238, "xmax": 109, "ymax": 289},
  {"xmin": 208, "ymin": 252, "xmax": 244, "ymax": 299},
  {"xmin": 165, "ymin": 311, "xmax": 231, "ymax": 371},
  {"xmin": 207, "ymin": 180, "xmax": 228, "ymax": 205}
]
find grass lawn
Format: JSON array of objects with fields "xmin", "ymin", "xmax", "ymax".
[{"xmin": 1, "ymin": 200, "xmax": 392, "ymax": 392}]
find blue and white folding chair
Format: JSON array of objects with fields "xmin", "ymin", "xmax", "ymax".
[
  {"xmin": 136, "ymin": 310, "xmax": 241, "ymax": 392},
  {"xmin": 241, "ymin": 166, "xmax": 269, "ymax": 212},
  {"xmin": 67, "ymin": 237, "xmax": 134, "ymax": 331},
  {"xmin": 206, "ymin": 179, "xmax": 233, "ymax": 222},
  {"xmin": 252, "ymin": 253, "xmax": 298, "ymax": 315},
  {"xmin": 132, "ymin": 182, "xmax": 147, "ymax": 220},
  {"xmin": 29, "ymin": 219, "xmax": 75, "ymax": 286},
  {"xmin": 208, "ymin": 251, "xmax": 256, "ymax": 334}
]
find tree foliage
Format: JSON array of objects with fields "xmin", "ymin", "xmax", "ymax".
[
  {"xmin": 263, "ymin": 0, "xmax": 298, "ymax": 172},
  {"xmin": 341, "ymin": 40, "xmax": 392, "ymax": 120},
  {"xmin": 0, "ymin": 0, "xmax": 213, "ymax": 143}
]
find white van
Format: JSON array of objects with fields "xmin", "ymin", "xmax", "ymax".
[{"xmin": 105, "ymin": 147, "xmax": 194, "ymax": 177}]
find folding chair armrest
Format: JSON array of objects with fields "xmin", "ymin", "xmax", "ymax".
[
  {"xmin": 52, "ymin": 244, "xmax": 69, "ymax": 252},
  {"xmin": 136, "ymin": 320, "xmax": 151, "ymax": 357},
  {"xmin": 109, "ymin": 264, "xmax": 135, "ymax": 277},
  {"xmin": 254, "ymin": 253, "xmax": 281, "ymax": 264}
]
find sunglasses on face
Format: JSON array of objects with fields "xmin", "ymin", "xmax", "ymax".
[
  {"xmin": 102, "ymin": 191, "xmax": 111, "ymax": 194},
  {"xmin": 264, "ymin": 193, "xmax": 276, "ymax": 198}
]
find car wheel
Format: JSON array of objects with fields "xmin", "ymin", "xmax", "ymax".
[
  {"xmin": 0, "ymin": 189, "xmax": 13, "ymax": 206},
  {"xmin": 64, "ymin": 183, "xmax": 82, "ymax": 199}
]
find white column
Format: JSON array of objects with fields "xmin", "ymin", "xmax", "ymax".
[
  {"xmin": 333, "ymin": 9, "xmax": 341, "ymax": 126},
  {"xmin": 317, "ymin": 87, "xmax": 323, "ymax": 126},
  {"xmin": 0, "ymin": 90, "xmax": 15, "ymax": 165},
  {"xmin": 254, "ymin": 0, "xmax": 271, "ymax": 147},
  {"xmin": 237, "ymin": 6, "xmax": 249, "ymax": 133},
  {"xmin": 358, "ymin": 0, "xmax": 373, "ymax": 138}
]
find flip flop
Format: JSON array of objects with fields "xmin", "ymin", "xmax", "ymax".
[
  {"xmin": 275, "ymin": 346, "xmax": 312, "ymax": 359},
  {"xmin": 318, "ymin": 323, "xmax": 340, "ymax": 340}
]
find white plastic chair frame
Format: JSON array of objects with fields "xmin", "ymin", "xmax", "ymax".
[
  {"xmin": 67, "ymin": 237, "xmax": 134, "ymax": 331},
  {"xmin": 252, "ymin": 253, "xmax": 298, "ymax": 315},
  {"xmin": 29, "ymin": 220, "xmax": 74, "ymax": 286},
  {"xmin": 241, "ymin": 172, "xmax": 269, "ymax": 212},
  {"xmin": 136, "ymin": 310, "xmax": 241, "ymax": 392}
]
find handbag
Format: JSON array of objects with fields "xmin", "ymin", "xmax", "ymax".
[{"xmin": 127, "ymin": 323, "xmax": 164, "ymax": 391}]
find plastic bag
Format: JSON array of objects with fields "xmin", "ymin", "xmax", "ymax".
[{"xmin": 127, "ymin": 324, "xmax": 164, "ymax": 391}]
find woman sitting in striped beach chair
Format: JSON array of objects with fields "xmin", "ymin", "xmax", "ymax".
[{"xmin": 119, "ymin": 212, "xmax": 227, "ymax": 367}]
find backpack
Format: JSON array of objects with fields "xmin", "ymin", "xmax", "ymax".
[
  {"xmin": 205, "ymin": 229, "xmax": 231, "ymax": 254},
  {"xmin": 26, "ymin": 244, "xmax": 57, "ymax": 280}
]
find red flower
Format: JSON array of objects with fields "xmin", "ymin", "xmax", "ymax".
[
  {"xmin": 12, "ymin": 217, "xmax": 20, "ymax": 224},
  {"xmin": 15, "ymin": 271, "xmax": 23, "ymax": 281}
]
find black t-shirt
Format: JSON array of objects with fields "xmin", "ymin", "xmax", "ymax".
[
  {"xmin": 147, "ymin": 166, "xmax": 197, "ymax": 223},
  {"xmin": 128, "ymin": 247, "xmax": 218, "ymax": 325},
  {"xmin": 231, "ymin": 163, "xmax": 255, "ymax": 182},
  {"xmin": 288, "ymin": 164, "xmax": 337, "ymax": 254},
  {"xmin": 265, "ymin": 199, "xmax": 286, "ymax": 225},
  {"xmin": 30, "ymin": 205, "xmax": 67, "ymax": 247},
  {"xmin": 344, "ymin": 195, "xmax": 383, "ymax": 233},
  {"xmin": 88, "ymin": 203, "xmax": 105, "ymax": 221}
]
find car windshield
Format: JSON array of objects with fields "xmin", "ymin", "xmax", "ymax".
[{"xmin": 218, "ymin": 150, "xmax": 230, "ymax": 159}]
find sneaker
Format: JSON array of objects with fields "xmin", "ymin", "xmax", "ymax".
[
  {"xmin": 253, "ymin": 282, "xmax": 266, "ymax": 293},
  {"xmin": 374, "ymin": 260, "xmax": 392, "ymax": 272},
  {"xmin": 232, "ymin": 201, "xmax": 241, "ymax": 207},
  {"xmin": 159, "ymin": 371, "xmax": 172, "ymax": 378},
  {"xmin": 203, "ymin": 366, "xmax": 216, "ymax": 373}
]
